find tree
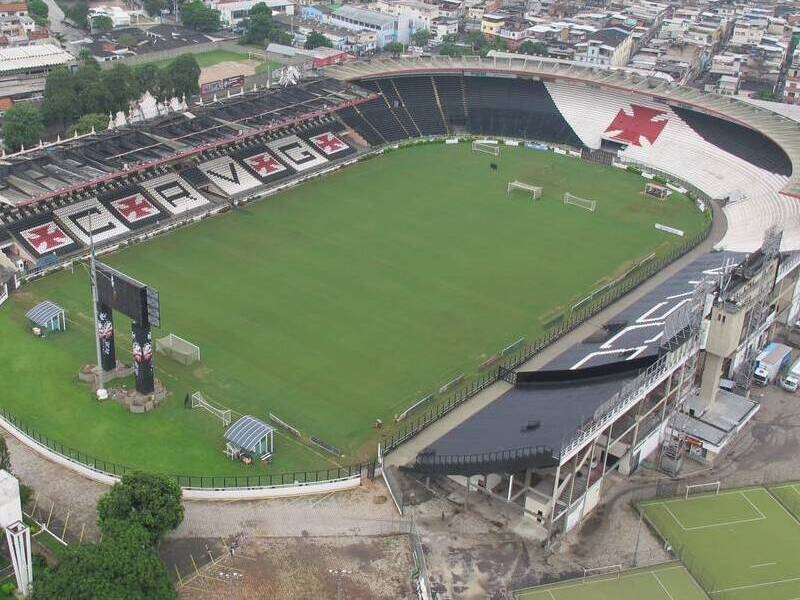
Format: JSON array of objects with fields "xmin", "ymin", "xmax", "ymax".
[
  {"xmin": 181, "ymin": 0, "xmax": 221, "ymax": 32},
  {"xmin": 42, "ymin": 67, "xmax": 78, "ymax": 125},
  {"xmin": 491, "ymin": 37, "xmax": 508, "ymax": 52},
  {"xmin": 143, "ymin": 0, "xmax": 167, "ymax": 17},
  {"xmin": 384, "ymin": 41, "xmax": 404, "ymax": 56},
  {"xmin": 242, "ymin": 2, "xmax": 279, "ymax": 45},
  {"xmin": 68, "ymin": 113, "xmax": 110, "ymax": 136},
  {"xmin": 101, "ymin": 63, "xmax": 139, "ymax": 112},
  {"xmin": 2, "ymin": 104, "xmax": 43, "ymax": 152},
  {"xmin": 411, "ymin": 28, "xmax": 432, "ymax": 47},
  {"xmin": 304, "ymin": 30, "xmax": 332, "ymax": 49},
  {"xmin": 438, "ymin": 42, "xmax": 469, "ymax": 57},
  {"xmin": 32, "ymin": 522, "xmax": 176, "ymax": 600},
  {"xmin": 97, "ymin": 472, "xmax": 184, "ymax": 545},
  {"xmin": 135, "ymin": 63, "xmax": 163, "ymax": 97},
  {"xmin": 27, "ymin": 0, "xmax": 48, "ymax": 26},
  {"xmin": 65, "ymin": 1, "xmax": 89, "ymax": 28},
  {"xmin": 117, "ymin": 32, "xmax": 138, "ymax": 49},
  {"xmin": 519, "ymin": 40, "xmax": 547, "ymax": 56},
  {"xmin": 92, "ymin": 14, "xmax": 114, "ymax": 32},
  {"xmin": 165, "ymin": 54, "xmax": 201, "ymax": 99}
]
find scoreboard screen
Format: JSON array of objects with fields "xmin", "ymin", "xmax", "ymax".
[{"xmin": 96, "ymin": 262, "xmax": 160, "ymax": 327}]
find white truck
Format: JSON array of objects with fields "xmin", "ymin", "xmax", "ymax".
[
  {"xmin": 753, "ymin": 342, "xmax": 793, "ymax": 387},
  {"xmin": 780, "ymin": 356, "xmax": 800, "ymax": 392}
]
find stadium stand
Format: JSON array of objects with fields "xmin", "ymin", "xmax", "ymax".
[
  {"xmin": 391, "ymin": 76, "xmax": 447, "ymax": 136},
  {"xmin": 431, "ymin": 75, "xmax": 468, "ymax": 126},
  {"xmin": 463, "ymin": 77, "xmax": 584, "ymax": 146}
]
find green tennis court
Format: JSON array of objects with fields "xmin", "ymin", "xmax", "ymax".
[{"xmin": 641, "ymin": 486, "xmax": 800, "ymax": 599}]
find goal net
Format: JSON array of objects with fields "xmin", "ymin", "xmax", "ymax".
[
  {"xmin": 155, "ymin": 333, "xmax": 200, "ymax": 365},
  {"xmin": 191, "ymin": 392, "xmax": 231, "ymax": 426},
  {"xmin": 583, "ymin": 564, "xmax": 622, "ymax": 580},
  {"xmin": 564, "ymin": 192, "xmax": 596, "ymax": 212},
  {"xmin": 472, "ymin": 141, "xmax": 500, "ymax": 156},
  {"xmin": 685, "ymin": 481, "xmax": 720, "ymax": 500},
  {"xmin": 507, "ymin": 181, "xmax": 542, "ymax": 199}
]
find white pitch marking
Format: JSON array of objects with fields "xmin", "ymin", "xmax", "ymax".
[
  {"xmin": 600, "ymin": 323, "xmax": 663, "ymax": 349},
  {"xmin": 652, "ymin": 572, "xmax": 675, "ymax": 600},
  {"xmin": 750, "ymin": 562, "xmax": 776, "ymax": 569},
  {"xmin": 636, "ymin": 299, "xmax": 690, "ymax": 324},
  {"xmin": 712, "ymin": 575, "xmax": 800, "ymax": 595}
]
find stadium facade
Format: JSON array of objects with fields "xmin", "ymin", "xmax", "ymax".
[{"xmin": 1, "ymin": 56, "xmax": 800, "ymax": 526}]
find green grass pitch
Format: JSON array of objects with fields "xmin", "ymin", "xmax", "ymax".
[
  {"xmin": 513, "ymin": 562, "xmax": 708, "ymax": 600},
  {"xmin": 641, "ymin": 486, "xmax": 800, "ymax": 599},
  {"xmin": 0, "ymin": 144, "xmax": 706, "ymax": 476}
]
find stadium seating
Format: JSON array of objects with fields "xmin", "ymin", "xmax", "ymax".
[
  {"xmin": 543, "ymin": 80, "xmax": 789, "ymax": 203},
  {"xmin": 431, "ymin": 75, "xmax": 468, "ymax": 126},
  {"xmin": 369, "ymin": 79, "xmax": 422, "ymax": 137},
  {"xmin": 349, "ymin": 97, "xmax": 409, "ymax": 142},
  {"xmin": 391, "ymin": 76, "xmax": 447, "ymax": 136},
  {"xmin": 464, "ymin": 77, "xmax": 583, "ymax": 146},
  {"xmin": 336, "ymin": 105, "xmax": 385, "ymax": 146}
]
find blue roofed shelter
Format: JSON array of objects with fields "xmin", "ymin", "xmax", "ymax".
[
  {"xmin": 224, "ymin": 416, "xmax": 274, "ymax": 461},
  {"xmin": 25, "ymin": 301, "xmax": 66, "ymax": 333}
]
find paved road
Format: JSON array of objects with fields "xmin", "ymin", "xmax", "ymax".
[{"xmin": 42, "ymin": 0, "xmax": 87, "ymax": 46}]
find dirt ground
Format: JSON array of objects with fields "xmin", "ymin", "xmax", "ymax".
[
  {"xmin": 171, "ymin": 534, "xmax": 416, "ymax": 600},
  {"xmin": 199, "ymin": 60, "xmax": 259, "ymax": 85}
]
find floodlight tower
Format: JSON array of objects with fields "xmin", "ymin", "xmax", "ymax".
[
  {"xmin": 88, "ymin": 213, "xmax": 106, "ymax": 392},
  {"xmin": 0, "ymin": 472, "xmax": 31, "ymax": 596}
]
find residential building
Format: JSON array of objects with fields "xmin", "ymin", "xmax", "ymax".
[
  {"xmin": 206, "ymin": 0, "xmax": 295, "ymax": 28},
  {"xmin": 325, "ymin": 5, "xmax": 398, "ymax": 49},
  {"xmin": 480, "ymin": 12, "xmax": 507, "ymax": 37},
  {"xmin": 785, "ymin": 48, "xmax": 800, "ymax": 104},
  {"xmin": 574, "ymin": 26, "xmax": 633, "ymax": 66},
  {"xmin": 374, "ymin": 0, "xmax": 438, "ymax": 44}
]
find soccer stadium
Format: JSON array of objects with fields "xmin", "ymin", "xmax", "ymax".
[{"xmin": 3, "ymin": 55, "xmax": 800, "ymax": 595}]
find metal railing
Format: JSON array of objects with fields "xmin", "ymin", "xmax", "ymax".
[{"xmin": 0, "ymin": 405, "xmax": 374, "ymax": 491}]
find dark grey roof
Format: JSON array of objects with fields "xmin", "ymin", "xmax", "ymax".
[
  {"xmin": 224, "ymin": 416, "xmax": 273, "ymax": 452},
  {"xmin": 590, "ymin": 27, "xmax": 631, "ymax": 47},
  {"xmin": 25, "ymin": 300, "xmax": 64, "ymax": 326},
  {"xmin": 423, "ymin": 251, "xmax": 745, "ymax": 459}
]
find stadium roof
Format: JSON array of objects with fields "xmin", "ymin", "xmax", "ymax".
[
  {"xmin": 0, "ymin": 44, "xmax": 75, "ymax": 74},
  {"xmin": 224, "ymin": 416, "xmax": 273, "ymax": 452},
  {"xmin": 324, "ymin": 55, "xmax": 800, "ymax": 198}
]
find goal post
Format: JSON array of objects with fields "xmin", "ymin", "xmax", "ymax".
[
  {"xmin": 155, "ymin": 333, "xmax": 200, "ymax": 365},
  {"xmin": 190, "ymin": 392, "xmax": 232, "ymax": 427},
  {"xmin": 472, "ymin": 141, "xmax": 500, "ymax": 156},
  {"xmin": 685, "ymin": 481, "xmax": 721, "ymax": 500},
  {"xmin": 564, "ymin": 192, "xmax": 596, "ymax": 212},
  {"xmin": 582, "ymin": 564, "xmax": 622, "ymax": 580},
  {"xmin": 507, "ymin": 181, "xmax": 542, "ymax": 199}
]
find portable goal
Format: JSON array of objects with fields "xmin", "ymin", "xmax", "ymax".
[
  {"xmin": 190, "ymin": 392, "xmax": 231, "ymax": 427},
  {"xmin": 507, "ymin": 181, "xmax": 542, "ymax": 199},
  {"xmin": 155, "ymin": 333, "xmax": 200, "ymax": 365},
  {"xmin": 472, "ymin": 141, "xmax": 500, "ymax": 156},
  {"xmin": 564, "ymin": 192, "xmax": 596, "ymax": 212},
  {"xmin": 685, "ymin": 481, "xmax": 720, "ymax": 500}
]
